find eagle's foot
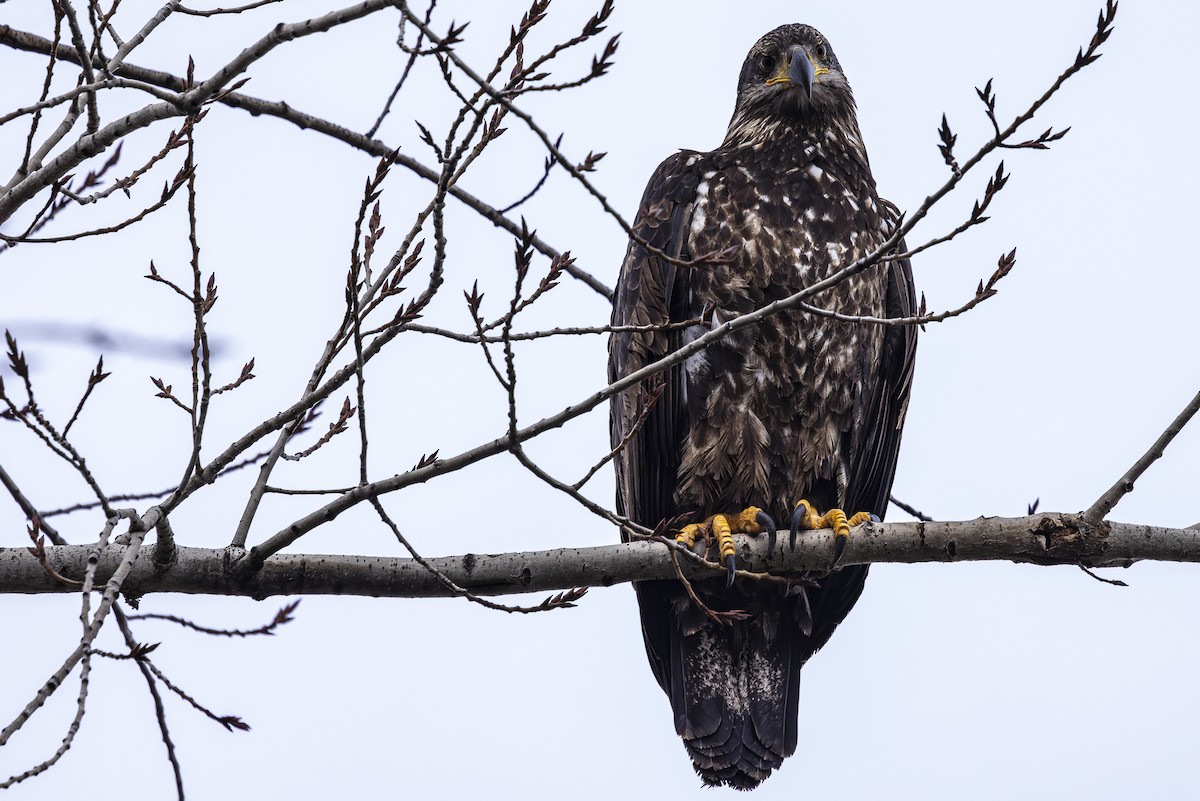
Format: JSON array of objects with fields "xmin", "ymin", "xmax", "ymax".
[
  {"xmin": 675, "ymin": 506, "xmax": 777, "ymax": 587},
  {"xmin": 788, "ymin": 500, "xmax": 877, "ymax": 564}
]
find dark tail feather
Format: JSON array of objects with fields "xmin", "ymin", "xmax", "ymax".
[
  {"xmin": 633, "ymin": 562, "xmax": 866, "ymax": 789},
  {"xmin": 667, "ymin": 601, "xmax": 804, "ymax": 790}
]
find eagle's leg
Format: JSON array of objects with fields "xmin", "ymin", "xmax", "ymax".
[
  {"xmin": 789, "ymin": 500, "xmax": 877, "ymax": 564},
  {"xmin": 676, "ymin": 506, "xmax": 777, "ymax": 587}
]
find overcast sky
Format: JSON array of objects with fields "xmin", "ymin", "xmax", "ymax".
[{"xmin": 2, "ymin": 1, "xmax": 1199, "ymax": 799}]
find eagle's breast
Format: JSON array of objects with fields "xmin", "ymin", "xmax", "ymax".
[{"xmin": 674, "ymin": 133, "xmax": 889, "ymax": 518}]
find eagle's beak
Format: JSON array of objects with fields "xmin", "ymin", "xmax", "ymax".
[
  {"xmin": 764, "ymin": 45, "xmax": 829, "ymax": 96},
  {"xmin": 788, "ymin": 46, "xmax": 816, "ymax": 98}
]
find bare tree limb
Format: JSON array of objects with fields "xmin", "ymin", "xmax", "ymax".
[
  {"xmin": 2, "ymin": 514, "xmax": 1191, "ymax": 599},
  {"xmin": 1084, "ymin": 389, "xmax": 1200, "ymax": 524}
]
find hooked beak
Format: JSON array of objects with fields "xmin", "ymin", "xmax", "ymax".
[
  {"xmin": 788, "ymin": 45, "xmax": 815, "ymax": 97},
  {"xmin": 764, "ymin": 45, "xmax": 827, "ymax": 98}
]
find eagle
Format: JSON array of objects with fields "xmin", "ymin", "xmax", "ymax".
[{"xmin": 609, "ymin": 24, "xmax": 917, "ymax": 789}]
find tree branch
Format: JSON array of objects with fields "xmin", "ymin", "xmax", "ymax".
[
  {"xmin": 3, "ymin": 513, "xmax": 1191, "ymax": 598},
  {"xmin": 0, "ymin": 22, "xmax": 614, "ymax": 299},
  {"xmin": 1084, "ymin": 389, "xmax": 1200, "ymax": 524}
]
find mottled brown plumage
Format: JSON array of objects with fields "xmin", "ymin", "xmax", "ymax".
[{"xmin": 609, "ymin": 24, "xmax": 917, "ymax": 789}]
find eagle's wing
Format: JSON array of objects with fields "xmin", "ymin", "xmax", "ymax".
[
  {"xmin": 609, "ymin": 151, "xmax": 701, "ymax": 699},
  {"xmin": 845, "ymin": 214, "xmax": 918, "ymax": 519},
  {"xmin": 610, "ymin": 151, "xmax": 700, "ymax": 537}
]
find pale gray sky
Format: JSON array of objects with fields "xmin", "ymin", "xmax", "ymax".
[{"xmin": 2, "ymin": 1, "xmax": 1198, "ymax": 799}]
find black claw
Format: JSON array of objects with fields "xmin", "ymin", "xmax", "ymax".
[
  {"xmin": 756, "ymin": 509, "xmax": 778, "ymax": 553},
  {"xmin": 869, "ymin": 513, "xmax": 881, "ymax": 524},
  {"xmin": 832, "ymin": 534, "xmax": 847, "ymax": 566},
  {"xmin": 788, "ymin": 502, "xmax": 808, "ymax": 551},
  {"xmin": 725, "ymin": 555, "xmax": 737, "ymax": 587}
]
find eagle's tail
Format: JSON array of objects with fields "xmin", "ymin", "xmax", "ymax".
[{"xmin": 666, "ymin": 595, "xmax": 805, "ymax": 791}]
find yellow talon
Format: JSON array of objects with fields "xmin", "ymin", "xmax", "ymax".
[
  {"xmin": 675, "ymin": 524, "xmax": 703, "ymax": 549},
  {"xmin": 730, "ymin": 506, "xmax": 766, "ymax": 532},
  {"xmin": 713, "ymin": 515, "xmax": 736, "ymax": 562},
  {"xmin": 790, "ymin": 500, "xmax": 876, "ymax": 563},
  {"xmin": 672, "ymin": 506, "xmax": 778, "ymax": 587}
]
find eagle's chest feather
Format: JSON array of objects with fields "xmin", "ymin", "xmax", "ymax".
[{"xmin": 674, "ymin": 144, "xmax": 887, "ymax": 516}]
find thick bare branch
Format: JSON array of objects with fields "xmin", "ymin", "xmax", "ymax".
[{"xmin": 3, "ymin": 514, "xmax": 1191, "ymax": 599}]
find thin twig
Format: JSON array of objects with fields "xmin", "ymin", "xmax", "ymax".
[
  {"xmin": 61, "ymin": 357, "xmax": 110, "ymax": 437},
  {"xmin": 0, "ymin": 462, "xmax": 65, "ymax": 544},
  {"xmin": 889, "ymin": 495, "xmax": 933, "ymax": 522},
  {"xmin": 1083, "ymin": 388, "xmax": 1200, "ymax": 524},
  {"xmin": 371, "ymin": 496, "xmax": 586, "ymax": 613},
  {"xmin": 366, "ymin": 0, "xmax": 435, "ymax": 137},
  {"xmin": 1078, "ymin": 564, "xmax": 1128, "ymax": 587},
  {"xmin": 40, "ymin": 448, "xmax": 271, "ymax": 518},
  {"xmin": 127, "ymin": 601, "xmax": 299, "ymax": 637},
  {"xmin": 573, "ymin": 379, "xmax": 662, "ymax": 491},
  {"xmin": 177, "ymin": 0, "xmax": 284, "ymax": 17},
  {"xmin": 112, "ymin": 604, "xmax": 184, "ymax": 800}
]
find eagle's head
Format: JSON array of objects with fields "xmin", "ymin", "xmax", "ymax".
[{"xmin": 724, "ymin": 24, "xmax": 858, "ymax": 147}]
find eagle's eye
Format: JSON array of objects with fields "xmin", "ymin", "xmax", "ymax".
[
  {"xmin": 815, "ymin": 43, "xmax": 829, "ymax": 61},
  {"xmin": 755, "ymin": 53, "xmax": 775, "ymax": 75}
]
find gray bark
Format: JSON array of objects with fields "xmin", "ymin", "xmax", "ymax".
[{"xmin": 4, "ymin": 513, "xmax": 1194, "ymax": 599}]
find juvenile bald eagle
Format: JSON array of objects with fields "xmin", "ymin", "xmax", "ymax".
[{"xmin": 609, "ymin": 25, "xmax": 917, "ymax": 789}]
